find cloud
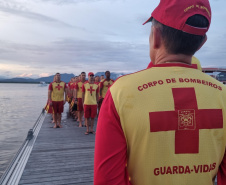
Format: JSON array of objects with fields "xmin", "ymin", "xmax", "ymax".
[
  {"xmin": 0, "ymin": 0, "xmax": 225, "ymax": 79},
  {"xmin": 17, "ymin": 73, "xmax": 33, "ymax": 77},
  {"xmin": 39, "ymin": 73, "xmax": 51, "ymax": 77},
  {"xmin": 0, "ymin": 38, "xmax": 149, "ymax": 77},
  {"xmin": 0, "ymin": 0, "xmax": 73, "ymax": 27}
]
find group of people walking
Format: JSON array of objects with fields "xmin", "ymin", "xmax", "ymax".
[{"xmin": 45, "ymin": 71, "xmax": 114, "ymax": 135}]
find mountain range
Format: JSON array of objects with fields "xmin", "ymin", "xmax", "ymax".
[{"xmin": 0, "ymin": 72, "xmax": 126, "ymax": 83}]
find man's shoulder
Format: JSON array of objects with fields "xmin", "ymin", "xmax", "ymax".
[
  {"xmin": 113, "ymin": 68, "xmax": 149, "ymax": 85},
  {"xmin": 51, "ymin": 81, "xmax": 59, "ymax": 86}
]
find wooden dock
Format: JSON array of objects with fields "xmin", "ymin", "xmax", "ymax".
[{"xmin": 18, "ymin": 113, "xmax": 96, "ymax": 185}]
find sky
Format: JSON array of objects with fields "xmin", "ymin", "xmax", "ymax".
[{"xmin": 0, "ymin": 0, "xmax": 225, "ymax": 79}]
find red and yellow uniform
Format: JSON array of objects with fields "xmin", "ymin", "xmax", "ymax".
[
  {"xmin": 95, "ymin": 82, "xmax": 100, "ymax": 85},
  {"xmin": 49, "ymin": 81, "xmax": 67, "ymax": 113},
  {"xmin": 75, "ymin": 80, "xmax": 87, "ymax": 111},
  {"xmin": 147, "ymin": 56, "xmax": 202, "ymax": 71},
  {"xmin": 82, "ymin": 82, "xmax": 99, "ymax": 118},
  {"xmin": 67, "ymin": 81, "xmax": 74, "ymax": 103},
  {"xmin": 95, "ymin": 82, "xmax": 101, "ymax": 109},
  {"xmin": 94, "ymin": 62, "xmax": 226, "ymax": 185},
  {"xmin": 192, "ymin": 56, "xmax": 202, "ymax": 71},
  {"xmin": 69, "ymin": 82, "xmax": 76, "ymax": 108},
  {"xmin": 100, "ymin": 79, "xmax": 114, "ymax": 98},
  {"xmin": 44, "ymin": 100, "xmax": 54, "ymax": 114}
]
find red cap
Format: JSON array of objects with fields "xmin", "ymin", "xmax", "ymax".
[
  {"xmin": 143, "ymin": 0, "xmax": 211, "ymax": 36},
  {"xmin": 88, "ymin": 72, "xmax": 94, "ymax": 76}
]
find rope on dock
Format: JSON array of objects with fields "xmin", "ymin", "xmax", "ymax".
[{"xmin": 0, "ymin": 108, "xmax": 46, "ymax": 185}]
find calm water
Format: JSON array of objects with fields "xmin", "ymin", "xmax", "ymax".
[{"xmin": 0, "ymin": 83, "xmax": 48, "ymax": 178}]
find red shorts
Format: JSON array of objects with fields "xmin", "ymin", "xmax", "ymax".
[
  {"xmin": 84, "ymin": 105, "xmax": 97, "ymax": 118},
  {"xmin": 52, "ymin": 101, "xmax": 64, "ymax": 114},
  {"xmin": 77, "ymin": 98, "xmax": 83, "ymax": 111}
]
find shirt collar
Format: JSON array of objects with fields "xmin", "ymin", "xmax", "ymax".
[{"xmin": 147, "ymin": 61, "xmax": 198, "ymax": 69}]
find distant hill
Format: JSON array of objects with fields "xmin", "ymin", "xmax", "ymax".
[
  {"xmin": 0, "ymin": 72, "xmax": 126, "ymax": 83},
  {"xmin": 0, "ymin": 73, "xmax": 75, "ymax": 83},
  {"xmin": 0, "ymin": 77, "xmax": 36, "ymax": 83}
]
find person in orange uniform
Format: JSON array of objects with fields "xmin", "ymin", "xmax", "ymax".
[
  {"xmin": 48, "ymin": 73, "xmax": 67, "ymax": 128},
  {"xmin": 67, "ymin": 77, "xmax": 74, "ymax": 104},
  {"xmin": 99, "ymin": 71, "xmax": 114, "ymax": 109},
  {"xmin": 95, "ymin": 76, "xmax": 100, "ymax": 85},
  {"xmin": 69, "ymin": 77, "xmax": 78, "ymax": 120},
  {"xmin": 45, "ymin": 75, "xmax": 56, "ymax": 114},
  {"xmin": 94, "ymin": 0, "xmax": 226, "ymax": 185},
  {"xmin": 94, "ymin": 76, "xmax": 101, "ymax": 116},
  {"xmin": 75, "ymin": 72, "xmax": 87, "ymax": 127},
  {"xmin": 82, "ymin": 72, "xmax": 99, "ymax": 135},
  {"xmin": 100, "ymin": 75, "xmax": 104, "ymax": 81}
]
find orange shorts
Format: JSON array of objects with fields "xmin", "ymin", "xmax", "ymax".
[
  {"xmin": 52, "ymin": 101, "xmax": 64, "ymax": 114},
  {"xmin": 77, "ymin": 98, "xmax": 83, "ymax": 111},
  {"xmin": 84, "ymin": 105, "xmax": 97, "ymax": 118}
]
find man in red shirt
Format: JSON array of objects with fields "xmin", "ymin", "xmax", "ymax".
[
  {"xmin": 95, "ymin": 76, "xmax": 100, "ymax": 85},
  {"xmin": 75, "ymin": 72, "xmax": 87, "ymax": 127},
  {"xmin": 100, "ymin": 75, "xmax": 104, "ymax": 81},
  {"xmin": 99, "ymin": 71, "xmax": 114, "ymax": 109},
  {"xmin": 82, "ymin": 72, "xmax": 99, "ymax": 135},
  {"xmin": 48, "ymin": 73, "xmax": 67, "ymax": 128},
  {"xmin": 94, "ymin": 0, "xmax": 226, "ymax": 185}
]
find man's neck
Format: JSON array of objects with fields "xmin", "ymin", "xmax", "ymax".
[
  {"xmin": 88, "ymin": 80, "xmax": 94, "ymax": 84},
  {"xmin": 106, "ymin": 78, "xmax": 110, "ymax": 81},
  {"xmin": 81, "ymin": 79, "xmax": 85, "ymax": 83},
  {"xmin": 153, "ymin": 52, "xmax": 192, "ymax": 65},
  {"xmin": 56, "ymin": 80, "xmax": 60, "ymax": 83}
]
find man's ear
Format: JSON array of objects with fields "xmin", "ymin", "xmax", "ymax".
[
  {"xmin": 152, "ymin": 26, "xmax": 162, "ymax": 49},
  {"xmin": 197, "ymin": 35, "xmax": 207, "ymax": 51}
]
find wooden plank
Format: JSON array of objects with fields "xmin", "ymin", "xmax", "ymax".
[{"xmin": 19, "ymin": 113, "xmax": 96, "ymax": 185}]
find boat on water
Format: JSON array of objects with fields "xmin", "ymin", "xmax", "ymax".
[{"xmin": 38, "ymin": 81, "xmax": 48, "ymax": 87}]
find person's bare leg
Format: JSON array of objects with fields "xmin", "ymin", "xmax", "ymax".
[
  {"xmin": 53, "ymin": 113, "xmax": 57, "ymax": 128},
  {"xmin": 78, "ymin": 111, "xmax": 82, "ymax": 127},
  {"xmin": 52, "ymin": 114, "xmax": 55, "ymax": 123},
  {"xmin": 58, "ymin": 113, "xmax": 62, "ymax": 128},
  {"xmin": 85, "ymin": 118, "xmax": 89, "ymax": 134}
]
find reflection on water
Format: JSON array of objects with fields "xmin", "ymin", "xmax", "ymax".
[{"xmin": 0, "ymin": 83, "xmax": 48, "ymax": 178}]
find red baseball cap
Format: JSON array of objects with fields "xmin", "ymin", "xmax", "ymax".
[
  {"xmin": 88, "ymin": 72, "xmax": 94, "ymax": 76},
  {"xmin": 143, "ymin": 0, "xmax": 211, "ymax": 36}
]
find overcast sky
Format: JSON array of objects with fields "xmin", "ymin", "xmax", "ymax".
[{"xmin": 0, "ymin": 0, "xmax": 225, "ymax": 78}]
